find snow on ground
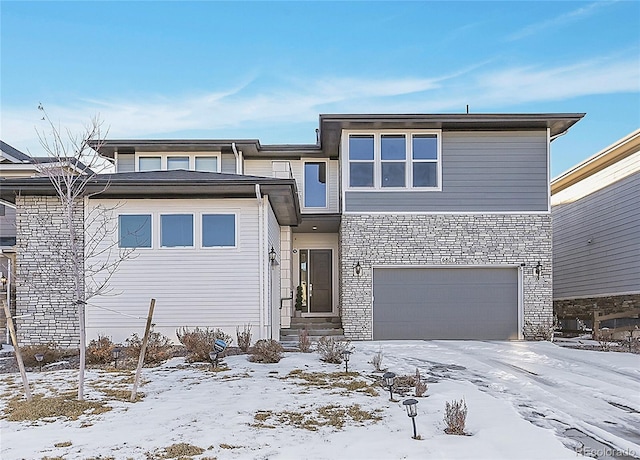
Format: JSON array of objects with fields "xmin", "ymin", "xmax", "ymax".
[{"xmin": 1, "ymin": 341, "xmax": 639, "ymax": 460}]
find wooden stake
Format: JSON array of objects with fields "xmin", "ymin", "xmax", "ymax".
[
  {"xmin": 130, "ymin": 298, "xmax": 155, "ymax": 402},
  {"xmin": 2, "ymin": 300, "xmax": 32, "ymax": 402}
]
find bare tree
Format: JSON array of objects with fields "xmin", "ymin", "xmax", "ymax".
[{"xmin": 33, "ymin": 105, "xmax": 134, "ymax": 400}]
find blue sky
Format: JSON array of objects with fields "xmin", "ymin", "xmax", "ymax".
[{"xmin": 1, "ymin": 1, "xmax": 638, "ymax": 177}]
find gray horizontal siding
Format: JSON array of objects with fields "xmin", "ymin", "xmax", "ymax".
[
  {"xmin": 345, "ymin": 131, "xmax": 549, "ymax": 212},
  {"xmin": 221, "ymin": 153, "xmax": 236, "ymax": 174},
  {"xmin": 553, "ymin": 171, "xmax": 640, "ymax": 299},
  {"xmin": 117, "ymin": 154, "xmax": 135, "ymax": 173}
]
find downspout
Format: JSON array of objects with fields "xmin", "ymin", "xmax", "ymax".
[
  {"xmin": 255, "ymin": 184, "xmax": 265, "ymax": 339},
  {"xmin": 232, "ymin": 142, "xmax": 243, "ymax": 175},
  {"xmin": 262, "ymin": 194, "xmax": 270, "ymax": 339}
]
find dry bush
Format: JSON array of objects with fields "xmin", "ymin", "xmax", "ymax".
[
  {"xmin": 86, "ymin": 335, "xmax": 117, "ymax": 364},
  {"xmin": 125, "ymin": 329, "xmax": 173, "ymax": 365},
  {"xmin": 249, "ymin": 339, "xmax": 283, "ymax": 363},
  {"xmin": 236, "ymin": 324, "xmax": 252, "ymax": 353},
  {"xmin": 176, "ymin": 327, "xmax": 233, "ymax": 363},
  {"xmin": 19, "ymin": 343, "xmax": 63, "ymax": 368},
  {"xmin": 597, "ymin": 328, "xmax": 613, "ymax": 352},
  {"xmin": 371, "ymin": 349, "xmax": 385, "ymax": 372},
  {"xmin": 444, "ymin": 398, "xmax": 468, "ymax": 435},
  {"xmin": 298, "ymin": 328, "xmax": 312, "ymax": 353},
  {"xmin": 523, "ymin": 318, "xmax": 558, "ymax": 341},
  {"xmin": 414, "ymin": 368, "xmax": 428, "ymax": 397},
  {"xmin": 316, "ymin": 336, "xmax": 353, "ymax": 364}
]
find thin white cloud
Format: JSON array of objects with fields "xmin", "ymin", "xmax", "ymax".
[
  {"xmin": 1, "ymin": 53, "xmax": 637, "ymax": 154},
  {"xmin": 507, "ymin": 1, "xmax": 619, "ymax": 41}
]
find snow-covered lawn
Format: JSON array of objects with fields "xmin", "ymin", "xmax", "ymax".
[{"xmin": 1, "ymin": 341, "xmax": 639, "ymax": 460}]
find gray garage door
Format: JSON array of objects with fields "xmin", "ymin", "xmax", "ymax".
[{"xmin": 373, "ymin": 267, "xmax": 519, "ymax": 340}]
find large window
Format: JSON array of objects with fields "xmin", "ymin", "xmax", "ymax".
[
  {"xmin": 202, "ymin": 214, "xmax": 235, "ymax": 247},
  {"xmin": 167, "ymin": 156, "xmax": 189, "ymax": 170},
  {"xmin": 119, "ymin": 215, "xmax": 152, "ymax": 248},
  {"xmin": 304, "ymin": 162, "xmax": 327, "ymax": 207},
  {"xmin": 347, "ymin": 132, "xmax": 440, "ymax": 190},
  {"xmin": 161, "ymin": 214, "xmax": 194, "ymax": 247},
  {"xmin": 139, "ymin": 157, "xmax": 161, "ymax": 171}
]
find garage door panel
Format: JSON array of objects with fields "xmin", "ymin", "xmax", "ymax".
[{"xmin": 373, "ymin": 268, "xmax": 518, "ymax": 340}]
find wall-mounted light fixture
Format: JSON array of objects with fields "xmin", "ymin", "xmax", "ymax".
[
  {"xmin": 269, "ymin": 246, "xmax": 277, "ymax": 264},
  {"xmin": 534, "ymin": 261, "xmax": 542, "ymax": 280},
  {"xmin": 354, "ymin": 261, "xmax": 362, "ymax": 276},
  {"xmin": 0, "ymin": 274, "xmax": 6, "ymax": 290}
]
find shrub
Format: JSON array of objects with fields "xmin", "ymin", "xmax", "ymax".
[
  {"xmin": 86, "ymin": 335, "xmax": 118, "ymax": 365},
  {"xmin": 444, "ymin": 398, "xmax": 468, "ymax": 435},
  {"xmin": 236, "ymin": 324, "xmax": 252, "ymax": 353},
  {"xmin": 249, "ymin": 339, "xmax": 283, "ymax": 363},
  {"xmin": 371, "ymin": 348, "xmax": 385, "ymax": 372},
  {"xmin": 414, "ymin": 368, "xmax": 428, "ymax": 397},
  {"xmin": 19, "ymin": 343, "xmax": 62, "ymax": 368},
  {"xmin": 316, "ymin": 336, "xmax": 353, "ymax": 364},
  {"xmin": 523, "ymin": 317, "xmax": 558, "ymax": 341},
  {"xmin": 176, "ymin": 327, "xmax": 233, "ymax": 363},
  {"xmin": 298, "ymin": 328, "xmax": 312, "ymax": 353},
  {"xmin": 125, "ymin": 329, "xmax": 173, "ymax": 365}
]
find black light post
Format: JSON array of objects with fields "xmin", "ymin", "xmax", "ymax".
[
  {"xmin": 383, "ymin": 371, "xmax": 396, "ymax": 401},
  {"xmin": 112, "ymin": 347, "xmax": 121, "ymax": 368},
  {"xmin": 34, "ymin": 353, "xmax": 44, "ymax": 372},
  {"xmin": 342, "ymin": 350, "xmax": 351, "ymax": 373},
  {"xmin": 403, "ymin": 398, "xmax": 419, "ymax": 439}
]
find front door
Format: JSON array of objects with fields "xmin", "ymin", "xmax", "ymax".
[{"xmin": 300, "ymin": 249, "xmax": 332, "ymax": 314}]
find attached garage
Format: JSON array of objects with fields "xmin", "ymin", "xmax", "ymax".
[{"xmin": 373, "ymin": 267, "xmax": 520, "ymax": 340}]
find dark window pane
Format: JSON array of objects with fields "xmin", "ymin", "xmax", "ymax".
[
  {"xmin": 139, "ymin": 157, "xmax": 161, "ymax": 171},
  {"xmin": 119, "ymin": 215, "xmax": 151, "ymax": 248},
  {"xmin": 161, "ymin": 214, "xmax": 193, "ymax": 247},
  {"xmin": 349, "ymin": 135, "xmax": 374, "ymax": 160},
  {"xmin": 413, "ymin": 162, "xmax": 438, "ymax": 187},
  {"xmin": 167, "ymin": 156, "xmax": 189, "ymax": 170},
  {"xmin": 304, "ymin": 162, "xmax": 327, "ymax": 207},
  {"xmin": 413, "ymin": 135, "xmax": 438, "ymax": 160},
  {"xmin": 381, "ymin": 162, "xmax": 405, "ymax": 187},
  {"xmin": 195, "ymin": 157, "xmax": 218, "ymax": 172},
  {"xmin": 349, "ymin": 162, "xmax": 374, "ymax": 187},
  {"xmin": 202, "ymin": 214, "xmax": 235, "ymax": 247},
  {"xmin": 381, "ymin": 135, "xmax": 406, "ymax": 160}
]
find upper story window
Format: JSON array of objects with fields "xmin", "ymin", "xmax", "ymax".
[
  {"xmin": 119, "ymin": 214, "xmax": 152, "ymax": 248},
  {"xmin": 346, "ymin": 131, "xmax": 441, "ymax": 190},
  {"xmin": 139, "ymin": 157, "xmax": 161, "ymax": 172},
  {"xmin": 167, "ymin": 156, "xmax": 190, "ymax": 170},
  {"xmin": 304, "ymin": 162, "xmax": 327, "ymax": 208},
  {"xmin": 195, "ymin": 156, "xmax": 219, "ymax": 172}
]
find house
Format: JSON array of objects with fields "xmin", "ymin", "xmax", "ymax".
[
  {"xmin": 1, "ymin": 113, "xmax": 584, "ymax": 348},
  {"xmin": 551, "ymin": 129, "xmax": 640, "ymax": 329}
]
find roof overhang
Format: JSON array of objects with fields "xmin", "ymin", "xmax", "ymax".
[{"xmin": 0, "ymin": 173, "xmax": 302, "ymax": 226}]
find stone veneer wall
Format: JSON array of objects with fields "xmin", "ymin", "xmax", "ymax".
[
  {"xmin": 339, "ymin": 214, "xmax": 552, "ymax": 340},
  {"xmin": 15, "ymin": 196, "xmax": 84, "ymax": 348},
  {"xmin": 554, "ymin": 294, "xmax": 640, "ymax": 321}
]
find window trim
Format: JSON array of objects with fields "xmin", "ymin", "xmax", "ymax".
[
  {"xmin": 200, "ymin": 213, "xmax": 238, "ymax": 249},
  {"xmin": 302, "ymin": 159, "xmax": 329, "ymax": 210},
  {"xmin": 118, "ymin": 213, "xmax": 153, "ymax": 249},
  {"xmin": 343, "ymin": 129, "xmax": 442, "ymax": 192},
  {"xmin": 159, "ymin": 213, "xmax": 195, "ymax": 249}
]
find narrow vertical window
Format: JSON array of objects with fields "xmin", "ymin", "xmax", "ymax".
[
  {"xmin": 412, "ymin": 134, "xmax": 438, "ymax": 187},
  {"xmin": 381, "ymin": 134, "xmax": 406, "ymax": 187},
  {"xmin": 304, "ymin": 162, "xmax": 327, "ymax": 208},
  {"xmin": 349, "ymin": 135, "xmax": 374, "ymax": 187}
]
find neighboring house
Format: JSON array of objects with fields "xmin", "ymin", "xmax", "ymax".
[
  {"xmin": 551, "ymin": 129, "xmax": 640, "ymax": 326},
  {"xmin": 1, "ymin": 113, "xmax": 584, "ymax": 347}
]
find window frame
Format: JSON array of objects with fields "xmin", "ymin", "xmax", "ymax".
[
  {"xmin": 159, "ymin": 213, "xmax": 195, "ymax": 249},
  {"xmin": 343, "ymin": 129, "xmax": 442, "ymax": 192},
  {"xmin": 302, "ymin": 159, "xmax": 329, "ymax": 210},
  {"xmin": 194, "ymin": 155, "xmax": 221, "ymax": 173},
  {"xmin": 167, "ymin": 156, "xmax": 190, "ymax": 170},
  {"xmin": 201, "ymin": 213, "xmax": 237, "ymax": 248},
  {"xmin": 135, "ymin": 153, "xmax": 222, "ymax": 172},
  {"xmin": 118, "ymin": 214, "xmax": 153, "ymax": 249},
  {"xmin": 137, "ymin": 156, "xmax": 162, "ymax": 172}
]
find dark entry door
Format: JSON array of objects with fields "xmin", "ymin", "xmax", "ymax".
[{"xmin": 309, "ymin": 249, "xmax": 332, "ymax": 313}]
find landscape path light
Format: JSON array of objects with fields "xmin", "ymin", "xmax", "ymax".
[
  {"xmin": 34, "ymin": 353, "xmax": 44, "ymax": 372},
  {"xmin": 403, "ymin": 398, "xmax": 419, "ymax": 439},
  {"xmin": 383, "ymin": 371, "xmax": 396, "ymax": 401},
  {"xmin": 210, "ymin": 339, "xmax": 227, "ymax": 368},
  {"xmin": 342, "ymin": 350, "xmax": 351, "ymax": 373},
  {"xmin": 112, "ymin": 347, "xmax": 121, "ymax": 369}
]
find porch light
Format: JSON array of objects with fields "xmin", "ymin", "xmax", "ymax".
[
  {"xmin": 269, "ymin": 246, "xmax": 277, "ymax": 264},
  {"xmin": 112, "ymin": 347, "xmax": 121, "ymax": 368},
  {"xmin": 403, "ymin": 398, "xmax": 419, "ymax": 439},
  {"xmin": 383, "ymin": 371, "xmax": 396, "ymax": 401},
  {"xmin": 534, "ymin": 261, "xmax": 542, "ymax": 280},
  {"xmin": 0, "ymin": 274, "xmax": 6, "ymax": 289},
  {"xmin": 34, "ymin": 353, "xmax": 44, "ymax": 372},
  {"xmin": 342, "ymin": 350, "xmax": 351, "ymax": 373},
  {"xmin": 354, "ymin": 261, "xmax": 362, "ymax": 276}
]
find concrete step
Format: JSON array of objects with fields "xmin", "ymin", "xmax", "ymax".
[{"xmin": 290, "ymin": 316, "xmax": 342, "ymax": 325}]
